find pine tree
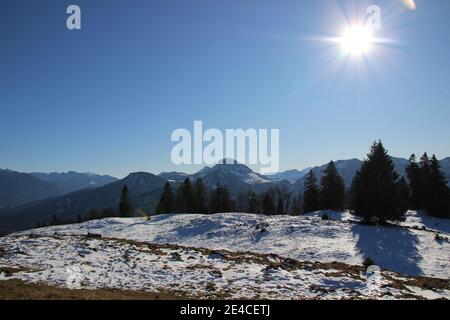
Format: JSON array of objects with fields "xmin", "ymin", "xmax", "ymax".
[
  {"xmin": 77, "ymin": 214, "xmax": 82, "ymax": 223},
  {"xmin": 303, "ymin": 170, "xmax": 319, "ymax": 213},
  {"xmin": 350, "ymin": 141, "xmax": 406, "ymax": 223},
  {"xmin": 262, "ymin": 191, "xmax": 275, "ymax": 215},
  {"xmin": 419, "ymin": 153, "xmax": 432, "ymax": 209},
  {"xmin": 119, "ymin": 185, "xmax": 133, "ymax": 217},
  {"xmin": 210, "ymin": 184, "xmax": 233, "ymax": 213},
  {"xmin": 276, "ymin": 197, "xmax": 284, "ymax": 215},
  {"xmin": 427, "ymin": 155, "xmax": 450, "ymax": 218},
  {"xmin": 156, "ymin": 182, "xmax": 174, "ymax": 214},
  {"xmin": 101, "ymin": 207, "xmax": 115, "ymax": 218},
  {"xmin": 51, "ymin": 214, "xmax": 59, "ymax": 225},
  {"xmin": 181, "ymin": 177, "xmax": 194, "ymax": 213},
  {"xmin": 397, "ymin": 177, "xmax": 410, "ymax": 214},
  {"xmin": 193, "ymin": 178, "xmax": 208, "ymax": 213},
  {"xmin": 247, "ymin": 190, "xmax": 258, "ymax": 213},
  {"xmin": 291, "ymin": 194, "xmax": 302, "ymax": 215},
  {"xmin": 319, "ymin": 161, "xmax": 346, "ymax": 211},
  {"xmin": 406, "ymin": 154, "xmax": 424, "ymax": 209},
  {"xmin": 174, "ymin": 181, "xmax": 185, "ymax": 213}
]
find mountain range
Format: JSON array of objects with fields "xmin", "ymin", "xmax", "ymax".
[
  {"xmin": 0, "ymin": 156, "xmax": 449, "ymax": 234},
  {"xmin": 0, "ymin": 170, "xmax": 117, "ymax": 209}
]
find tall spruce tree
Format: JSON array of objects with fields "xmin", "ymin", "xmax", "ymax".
[
  {"xmin": 419, "ymin": 153, "xmax": 432, "ymax": 209},
  {"xmin": 319, "ymin": 161, "xmax": 346, "ymax": 211},
  {"xmin": 193, "ymin": 178, "xmax": 208, "ymax": 213},
  {"xmin": 156, "ymin": 182, "xmax": 174, "ymax": 214},
  {"xmin": 210, "ymin": 184, "xmax": 233, "ymax": 213},
  {"xmin": 303, "ymin": 170, "xmax": 319, "ymax": 213},
  {"xmin": 276, "ymin": 197, "xmax": 284, "ymax": 215},
  {"xmin": 119, "ymin": 185, "xmax": 133, "ymax": 217},
  {"xmin": 181, "ymin": 177, "xmax": 194, "ymax": 213},
  {"xmin": 290, "ymin": 194, "xmax": 302, "ymax": 215},
  {"xmin": 406, "ymin": 154, "xmax": 424, "ymax": 209},
  {"xmin": 350, "ymin": 141, "xmax": 406, "ymax": 223},
  {"xmin": 247, "ymin": 190, "xmax": 258, "ymax": 213},
  {"xmin": 397, "ymin": 177, "xmax": 410, "ymax": 214},
  {"xmin": 427, "ymin": 155, "xmax": 450, "ymax": 218},
  {"xmin": 262, "ymin": 191, "xmax": 275, "ymax": 215}
]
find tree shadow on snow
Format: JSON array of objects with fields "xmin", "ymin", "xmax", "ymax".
[{"xmin": 351, "ymin": 223, "xmax": 423, "ymax": 276}]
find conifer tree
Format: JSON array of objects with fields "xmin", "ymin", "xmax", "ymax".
[
  {"xmin": 319, "ymin": 161, "xmax": 346, "ymax": 211},
  {"xmin": 303, "ymin": 170, "xmax": 319, "ymax": 213},
  {"xmin": 101, "ymin": 207, "xmax": 115, "ymax": 218},
  {"xmin": 276, "ymin": 197, "xmax": 284, "ymax": 215},
  {"xmin": 174, "ymin": 181, "xmax": 185, "ymax": 213},
  {"xmin": 119, "ymin": 185, "xmax": 133, "ymax": 217},
  {"xmin": 397, "ymin": 177, "xmax": 410, "ymax": 214},
  {"xmin": 247, "ymin": 190, "xmax": 258, "ymax": 213},
  {"xmin": 181, "ymin": 177, "xmax": 194, "ymax": 213},
  {"xmin": 406, "ymin": 154, "xmax": 424, "ymax": 209},
  {"xmin": 291, "ymin": 194, "xmax": 302, "ymax": 215},
  {"xmin": 262, "ymin": 191, "xmax": 275, "ymax": 215},
  {"xmin": 419, "ymin": 153, "xmax": 432, "ymax": 209},
  {"xmin": 350, "ymin": 141, "xmax": 406, "ymax": 223},
  {"xmin": 210, "ymin": 184, "xmax": 233, "ymax": 213},
  {"xmin": 193, "ymin": 178, "xmax": 208, "ymax": 213},
  {"xmin": 156, "ymin": 182, "xmax": 174, "ymax": 214},
  {"xmin": 427, "ymin": 155, "xmax": 450, "ymax": 218}
]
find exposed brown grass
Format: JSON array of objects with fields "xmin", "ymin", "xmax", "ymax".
[{"xmin": 0, "ymin": 279, "xmax": 188, "ymax": 300}]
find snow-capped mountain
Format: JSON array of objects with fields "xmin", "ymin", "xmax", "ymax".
[
  {"xmin": 190, "ymin": 159, "xmax": 275, "ymax": 196},
  {"xmin": 266, "ymin": 168, "xmax": 311, "ymax": 182},
  {"xmin": 158, "ymin": 171, "xmax": 188, "ymax": 183}
]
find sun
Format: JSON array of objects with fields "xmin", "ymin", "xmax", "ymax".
[{"xmin": 339, "ymin": 25, "xmax": 374, "ymax": 56}]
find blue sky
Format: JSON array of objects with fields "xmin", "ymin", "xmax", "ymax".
[{"xmin": 1, "ymin": 0, "xmax": 449, "ymax": 178}]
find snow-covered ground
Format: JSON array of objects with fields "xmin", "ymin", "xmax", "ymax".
[{"xmin": 0, "ymin": 211, "xmax": 449, "ymax": 299}]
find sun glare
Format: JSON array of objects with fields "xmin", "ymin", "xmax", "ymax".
[{"xmin": 339, "ymin": 25, "xmax": 374, "ymax": 56}]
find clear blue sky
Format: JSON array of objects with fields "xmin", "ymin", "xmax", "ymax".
[{"xmin": 1, "ymin": 0, "xmax": 449, "ymax": 178}]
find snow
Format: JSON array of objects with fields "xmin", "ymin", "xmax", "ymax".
[{"xmin": 1, "ymin": 211, "xmax": 449, "ymax": 299}]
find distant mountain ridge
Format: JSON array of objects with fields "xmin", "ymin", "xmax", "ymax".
[
  {"xmin": 31, "ymin": 171, "xmax": 117, "ymax": 194},
  {"xmin": 0, "ymin": 172, "xmax": 165, "ymax": 233},
  {"xmin": 1, "ymin": 156, "xmax": 449, "ymax": 234},
  {"xmin": 266, "ymin": 168, "xmax": 311, "ymax": 182},
  {"xmin": 0, "ymin": 169, "xmax": 64, "ymax": 208}
]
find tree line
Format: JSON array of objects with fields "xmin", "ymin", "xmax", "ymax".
[
  {"xmin": 39, "ymin": 140, "xmax": 449, "ymax": 228},
  {"xmin": 156, "ymin": 141, "xmax": 449, "ymax": 223}
]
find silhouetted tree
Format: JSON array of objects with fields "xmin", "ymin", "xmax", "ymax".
[
  {"xmin": 193, "ymin": 178, "xmax": 208, "ymax": 213},
  {"xmin": 291, "ymin": 194, "xmax": 302, "ymax": 215},
  {"xmin": 276, "ymin": 197, "xmax": 284, "ymax": 215},
  {"xmin": 350, "ymin": 141, "xmax": 407, "ymax": 223},
  {"xmin": 319, "ymin": 161, "xmax": 346, "ymax": 211},
  {"xmin": 156, "ymin": 182, "xmax": 174, "ymax": 214},
  {"xmin": 119, "ymin": 185, "xmax": 133, "ymax": 217},
  {"xmin": 210, "ymin": 184, "xmax": 233, "ymax": 213},
  {"xmin": 303, "ymin": 170, "xmax": 319, "ymax": 213},
  {"xmin": 181, "ymin": 177, "xmax": 194, "ymax": 213},
  {"xmin": 406, "ymin": 154, "xmax": 424, "ymax": 209},
  {"xmin": 88, "ymin": 209, "xmax": 101, "ymax": 220},
  {"xmin": 262, "ymin": 191, "xmax": 275, "ymax": 215},
  {"xmin": 174, "ymin": 181, "xmax": 185, "ymax": 213},
  {"xmin": 397, "ymin": 177, "xmax": 410, "ymax": 214},
  {"xmin": 247, "ymin": 190, "xmax": 258, "ymax": 213},
  {"xmin": 427, "ymin": 155, "xmax": 450, "ymax": 218}
]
